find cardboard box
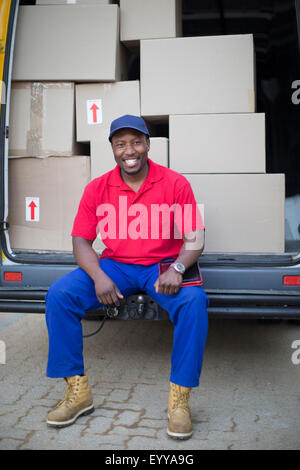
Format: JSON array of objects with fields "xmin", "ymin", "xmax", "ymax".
[
  {"xmin": 169, "ymin": 114, "xmax": 265, "ymax": 173},
  {"xmin": 120, "ymin": 0, "xmax": 181, "ymax": 44},
  {"xmin": 8, "ymin": 82, "xmax": 80, "ymax": 157},
  {"xmin": 12, "ymin": 5, "xmax": 126, "ymax": 82},
  {"xmin": 75, "ymin": 81, "xmax": 140, "ymax": 143},
  {"xmin": 90, "ymin": 140, "xmax": 115, "ymax": 181},
  {"xmin": 8, "ymin": 156, "xmax": 90, "ymax": 251},
  {"xmin": 185, "ymin": 174, "xmax": 285, "ymax": 253},
  {"xmin": 149, "ymin": 138, "xmax": 168, "ymax": 167},
  {"xmin": 37, "ymin": 1, "xmax": 113, "ymax": 4},
  {"xmin": 141, "ymin": 34, "xmax": 255, "ymax": 118}
]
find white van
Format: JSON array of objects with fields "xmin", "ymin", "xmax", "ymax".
[{"xmin": 0, "ymin": 0, "xmax": 300, "ymax": 319}]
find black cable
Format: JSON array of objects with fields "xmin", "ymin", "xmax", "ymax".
[{"xmin": 83, "ymin": 314, "xmax": 107, "ymax": 338}]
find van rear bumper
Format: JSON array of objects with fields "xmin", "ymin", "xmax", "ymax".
[
  {"xmin": 1, "ymin": 260, "xmax": 300, "ymax": 318},
  {"xmin": 0, "ymin": 288, "xmax": 299, "ymax": 319}
]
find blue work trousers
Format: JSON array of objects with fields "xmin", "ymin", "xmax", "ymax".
[{"xmin": 45, "ymin": 258, "xmax": 209, "ymax": 388}]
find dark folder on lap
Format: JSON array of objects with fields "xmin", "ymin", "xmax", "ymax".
[{"xmin": 159, "ymin": 260, "xmax": 203, "ymax": 287}]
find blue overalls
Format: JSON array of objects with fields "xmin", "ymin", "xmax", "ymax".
[{"xmin": 45, "ymin": 258, "xmax": 209, "ymax": 388}]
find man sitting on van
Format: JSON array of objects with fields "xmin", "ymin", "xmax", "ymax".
[{"xmin": 45, "ymin": 115, "xmax": 209, "ymax": 440}]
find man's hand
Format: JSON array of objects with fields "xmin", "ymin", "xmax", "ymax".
[
  {"xmin": 72, "ymin": 237, "xmax": 123, "ymax": 307},
  {"xmin": 153, "ymin": 229, "xmax": 204, "ymax": 295},
  {"xmin": 94, "ymin": 271, "xmax": 124, "ymax": 306},
  {"xmin": 154, "ymin": 267, "xmax": 182, "ymax": 295}
]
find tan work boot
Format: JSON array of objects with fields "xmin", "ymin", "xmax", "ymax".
[
  {"xmin": 167, "ymin": 382, "xmax": 193, "ymax": 439},
  {"xmin": 47, "ymin": 374, "xmax": 94, "ymax": 428}
]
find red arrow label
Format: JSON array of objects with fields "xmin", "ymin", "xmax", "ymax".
[
  {"xmin": 28, "ymin": 200, "xmax": 37, "ymax": 220},
  {"xmin": 90, "ymin": 103, "xmax": 99, "ymax": 123}
]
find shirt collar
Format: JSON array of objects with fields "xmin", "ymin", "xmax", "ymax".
[{"xmin": 107, "ymin": 158, "xmax": 163, "ymax": 188}]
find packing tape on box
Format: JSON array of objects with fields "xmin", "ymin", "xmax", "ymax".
[
  {"xmin": 27, "ymin": 82, "xmax": 43, "ymax": 156},
  {"xmin": 28, "ymin": 82, "xmax": 75, "ymax": 157}
]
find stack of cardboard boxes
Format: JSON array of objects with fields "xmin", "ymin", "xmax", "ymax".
[
  {"xmin": 140, "ymin": 32, "xmax": 285, "ymax": 253},
  {"xmin": 8, "ymin": 0, "xmax": 285, "ymax": 254},
  {"xmin": 8, "ymin": 3, "xmax": 125, "ymax": 251}
]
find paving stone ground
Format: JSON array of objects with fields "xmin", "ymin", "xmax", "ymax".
[{"xmin": 0, "ymin": 313, "xmax": 299, "ymax": 450}]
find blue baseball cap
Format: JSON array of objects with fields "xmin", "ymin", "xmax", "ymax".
[{"xmin": 109, "ymin": 115, "xmax": 150, "ymax": 142}]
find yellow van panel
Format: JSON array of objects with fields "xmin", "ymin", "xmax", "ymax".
[{"xmin": 0, "ymin": 0, "xmax": 12, "ymax": 114}]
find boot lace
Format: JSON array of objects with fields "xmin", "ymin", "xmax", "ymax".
[
  {"xmin": 64, "ymin": 377, "xmax": 81, "ymax": 407},
  {"xmin": 55, "ymin": 377, "xmax": 81, "ymax": 409},
  {"xmin": 170, "ymin": 385, "xmax": 191, "ymax": 414}
]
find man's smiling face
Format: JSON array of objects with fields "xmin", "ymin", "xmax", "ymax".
[{"xmin": 111, "ymin": 128, "xmax": 150, "ymax": 177}]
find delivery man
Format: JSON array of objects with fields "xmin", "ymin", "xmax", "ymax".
[{"xmin": 45, "ymin": 115, "xmax": 209, "ymax": 440}]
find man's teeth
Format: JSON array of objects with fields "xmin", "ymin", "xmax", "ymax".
[{"xmin": 124, "ymin": 159, "xmax": 138, "ymax": 167}]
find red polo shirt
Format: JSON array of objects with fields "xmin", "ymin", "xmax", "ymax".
[{"xmin": 71, "ymin": 158, "xmax": 204, "ymax": 265}]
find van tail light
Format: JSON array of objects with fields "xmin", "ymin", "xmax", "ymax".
[
  {"xmin": 283, "ymin": 276, "xmax": 300, "ymax": 286},
  {"xmin": 4, "ymin": 272, "xmax": 22, "ymax": 281}
]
